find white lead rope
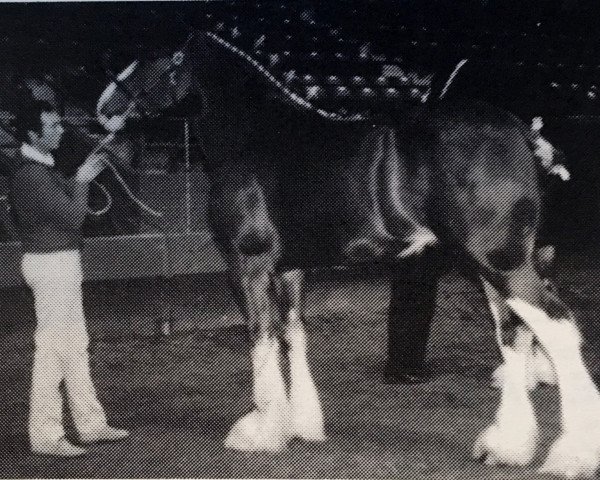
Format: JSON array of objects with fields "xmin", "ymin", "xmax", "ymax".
[{"xmin": 85, "ymin": 130, "xmax": 163, "ymax": 217}]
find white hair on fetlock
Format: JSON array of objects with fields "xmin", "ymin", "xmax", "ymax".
[
  {"xmin": 285, "ymin": 308, "xmax": 326, "ymax": 442},
  {"xmin": 505, "ymin": 296, "xmax": 600, "ymax": 478}
]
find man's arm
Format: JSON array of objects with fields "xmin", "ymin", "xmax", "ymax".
[{"xmin": 12, "ymin": 164, "xmax": 89, "ymax": 230}]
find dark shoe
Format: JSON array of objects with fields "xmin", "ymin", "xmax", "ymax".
[{"xmin": 384, "ymin": 364, "xmax": 435, "ymax": 384}]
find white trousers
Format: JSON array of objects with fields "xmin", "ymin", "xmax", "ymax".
[{"xmin": 22, "ymin": 250, "xmax": 107, "ymax": 447}]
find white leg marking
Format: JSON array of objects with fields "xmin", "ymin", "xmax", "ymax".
[
  {"xmin": 527, "ymin": 344, "xmax": 556, "ymax": 389},
  {"xmin": 507, "ymin": 299, "xmax": 600, "ymax": 478},
  {"xmin": 286, "ymin": 309, "xmax": 326, "ymax": 442},
  {"xmin": 474, "ymin": 343, "xmax": 539, "ymax": 466},
  {"xmin": 224, "ymin": 336, "xmax": 290, "ymax": 451},
  {"xmin": 492, "ymin": 342, "xmax": 556, "ymax": 391}
]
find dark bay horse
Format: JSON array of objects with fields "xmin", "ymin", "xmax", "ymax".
[{"xmin": 96, "ymin": 32, "xmax": 600, "ymax": 477}]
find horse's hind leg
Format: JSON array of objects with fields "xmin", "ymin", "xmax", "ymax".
[
  {"xmin": 505, "ymin": 286, "xmax": 600, "ymax": 478},
  {"xmin": 485, "ymin": 276, "xmax": 555, "ymax": 392},
  {"xmin": 475, "ymin": 250, "xmax": 600, "ymax": 476},
  {"xmin": 474, "ymin": 279, "xmax": 539, "ymax": 466},
  {"xmin": 223, "ymin": 254, "xmax": 291, "ymax": 452},
  {"xmin": 455, "ymin": 180, "xmax": 600, "ymax": 475},
  {"xmin": 276, "ymin": 269, "xmax": 326, "ymax": 442}
]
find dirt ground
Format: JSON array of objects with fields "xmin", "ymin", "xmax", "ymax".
[{"xmin": 2, "ymin": 250, "xmax": 600, "ymax": 478}]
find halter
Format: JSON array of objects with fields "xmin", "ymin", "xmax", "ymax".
[{"xmin": 100, "ymin": 33, "xmax": 196, "ymax": 122}]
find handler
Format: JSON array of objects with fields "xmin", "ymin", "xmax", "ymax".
[{"xmin": 10, "ymin": 100, "xmax": 128, "ymax": 456}]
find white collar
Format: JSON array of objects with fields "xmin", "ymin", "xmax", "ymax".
[{"xmin": 21, "ymin": 143, "xmax": 55, "ymax": 167}]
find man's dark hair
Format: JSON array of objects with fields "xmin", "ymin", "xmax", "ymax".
[{"xmin": 13, "ymin": 100, "xmax": 59, "ymax": 143}]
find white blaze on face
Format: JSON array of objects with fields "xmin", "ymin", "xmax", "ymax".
[{"xmin": 96, "ymin": 61, "xmax": 139, "ymax": 132}]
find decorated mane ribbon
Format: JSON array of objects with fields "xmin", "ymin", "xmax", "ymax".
[
  {"xmin": 206, "ymin": 32, "xmax": 368, "ymax": 122},
  {"xmin": 531, "ymin": 117, "xmax": 570, "ymax": 181}
]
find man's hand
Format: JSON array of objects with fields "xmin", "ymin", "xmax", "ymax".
[{"xmin": 75, "ymin": 153, "xmax": 108, "ymax": 183}]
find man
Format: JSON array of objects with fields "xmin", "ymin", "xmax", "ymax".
[{"xmin": 10, "ymin": 100, "xmax": 128, "ymax": 456}]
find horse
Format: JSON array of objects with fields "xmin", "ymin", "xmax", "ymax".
[{"xmin": 95, "ymin": 31, "xmax": 600, "ymax": 478}]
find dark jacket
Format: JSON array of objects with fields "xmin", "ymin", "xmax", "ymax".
[{"xmin": 9, "ymin": 150, "xmax": 89, "ymax": 253}]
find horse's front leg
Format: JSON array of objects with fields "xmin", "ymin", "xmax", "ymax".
[
  {"xmin": 224, "ymin": 255, "xmax": 291, "ymax": 451},
  {"xmin": 278, "ymin": 269, "xmax": 326, "ymax": 442}
]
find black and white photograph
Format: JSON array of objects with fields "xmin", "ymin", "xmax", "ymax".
[{"xmin": 1, "ymin": 0, "xmax": 600, "ymax": 478}]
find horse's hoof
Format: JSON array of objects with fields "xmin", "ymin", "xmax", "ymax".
[
  {"xmin": 291, "ymin": 421, "xmax": 326, "ymax": 443},
  {"xmin": 224, "ymin": 410, "xmax": 288, "ymax": 452},
  {"xmin": 473, "ymin": 423, "xmax": 537, "ymax": 467},
  {"xmin": 538, "ymin": 433, "xmax": 600, "ymax": 479},
  {"xmin": 289, "ymin": 391, "xmax": 326, "ymax": 442}
]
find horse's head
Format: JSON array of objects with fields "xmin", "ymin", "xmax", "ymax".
[{"xmin": 96, "ymin": 42, "xmax": 194, "ymax": 132}]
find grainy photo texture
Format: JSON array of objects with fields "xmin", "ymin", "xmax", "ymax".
[{"xmin": 1, "ymin": 1, "xmax": 599, "ymax": 478}]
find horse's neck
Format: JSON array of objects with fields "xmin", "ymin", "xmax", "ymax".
[{"xmin": 191, "ymin": 60, "xmax": 276, "ymax": 144}]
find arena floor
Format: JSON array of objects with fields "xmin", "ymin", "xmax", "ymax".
[{"xmin": 2, "ymin": 250, "xmax": 600, "ymax": 478}]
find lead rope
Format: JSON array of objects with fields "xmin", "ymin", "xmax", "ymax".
[
  {"xmin": 88, "ymin": 181, "xmax": 112, "ymax": 216},
  {"xmin": 85, "ymin": 101, "xmax": 164, "ymax": 217}
]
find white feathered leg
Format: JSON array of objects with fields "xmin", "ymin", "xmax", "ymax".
[
  {"xmin": 507, "ymin": 299, "xmax": 600, "ymax": 479},
  {"xmin": 473, "ymin": 326, "xmax": 539, "ymax": 466},
  {"xmin": 285, "ymin": 309, "xmax": 326, "ymax": 442},
  {"xmin": 225, "ymin": 336, "xmax": 290, "ymax": 451},
  {"xmin": 484, "ymin": 277, "xmax": 556, "ymax": 392}
]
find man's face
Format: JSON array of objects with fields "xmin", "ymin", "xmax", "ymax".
[{"xmin": 30, "ymin": 111, "xmax": 64, "ymax": 152}]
